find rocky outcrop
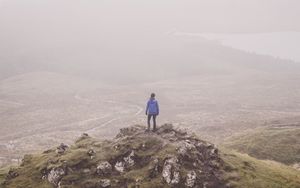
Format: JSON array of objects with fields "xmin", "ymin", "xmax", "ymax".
[
  {"xmin": 2, "ymin": 124, "xmax": 226, "ymax": 188},
  {"xmin": 162, "ymin": 157, "xmax": 180, "ymax": 185}
]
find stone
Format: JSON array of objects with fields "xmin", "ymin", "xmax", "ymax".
[
  {"xmin": 148, "ymin": 158, "xmax": 159, "ymax": 178},
  {"xmin": 124, "ymin": 150, "xmax": 135, "ymax": 167},
  {"xmin": 6, "ymin": 169, "xmax": 19, "ymax": 179},
  {"xmin": 177, "ymin": 140, "xmax": 196, "ymax": 156},
  {"xmin": 161, "ymin": 131, "xmax": 176, "ymax": 140},
  {"xmin": 87, "ymin": 148, "xmax": 96, "ymax": 157},
  {"xmin": 56, "ymin": 143, "xmax": 69, "ymax": 155},
  {"xmin": 99, "ymin": 179, "xmax": 111, "ymax": 188},
  {"xmin": 83, "ymin": 168, "xmax": 91, "ymax": 174},
  {"xmin": 185, "ymin": 171, "xmax": 197, "ymax": 187},
  {"xmin": 162, "ymin": 157, "xmax": 180, "ymax": 185},
  {"xmin": 97, "ymin": 161, "xmax": 112, "ymax": 175},
  {"xmin": 47, "ymin": 167, "xmax": 65, "ymax": 186},
  {"xmin": 115, "ymin": 161, "xmax": 125, "ymax": 173}
]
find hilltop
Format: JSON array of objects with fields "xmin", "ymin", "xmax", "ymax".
[{"xmin": 1, "ymin": 124, "xmax": 300, "ymax": 188}]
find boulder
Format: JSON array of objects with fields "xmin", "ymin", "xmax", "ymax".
[
  {"xmin": 185, "ymin": 171, "xmax": 197, "ymax": 187},
  {"xmin": 56, "ymin": 143, "xmax": 69, "ymax": 155},
  {"xmin": 47, "ymin": 167, "xmax": 65, "ymax": 186},
  {"xmin": 124, "ymin": 150, "xmax": 135, "ymax": 167},
  {"xmin": 177, "ymin": 140, "xmax": 196, "ymax": 156},
  {"xmin": 97, "ymin": 161, "xmax": 112, "ymax": 175},
  {"xmin": 162, "ymin": 157, "xmax": 180, "ymax": 185},
  {"xmin": 99, "ymin": 179, "xmax": 111, "ymax": 188},
  {"xmin": 114, "ymin": 161, "xmax": 125, "ymax": 173}
]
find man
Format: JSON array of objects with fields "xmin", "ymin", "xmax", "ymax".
[{"xmin": 145, "ymin": 93, "xmax": 159, "ymax": 132}]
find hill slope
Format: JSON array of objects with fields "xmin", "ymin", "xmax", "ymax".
[
  {"xmin": 221, "ymin": 149, "xmax": 300, "ymax": 188},
  {"xmin": 1, "ymin": 124, "xmax": 226, "ymax": 188},
  {"xmin": 222, "ymin": 126, "xmax": 300, "ymax": 165},
  {"xmin": 1, "ymin": 124, "xmax": 300, "ymax": 188}
]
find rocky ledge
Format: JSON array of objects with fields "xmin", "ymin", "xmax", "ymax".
[{"xmin": 1, "ymin": 124, "xmax": 227, "ymax": 188}]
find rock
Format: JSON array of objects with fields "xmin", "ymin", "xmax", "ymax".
[
  {"xmin": 210, "ymin": 148, "xmax": 218, "ymax": 156},
  {"xmin": 176, "ymin": 128, "xmax": 188, "ymax": 136},
  {"xmin": 177, "ymin": 140, "xmax": 196, "ymax": 155},
  {"xmin": 185, "ymin": 171, "xmax": 197, "ymax": 187},
  {"xmin": 124, "ymin": 150, "xmax": 135, "ymax": 167},
  {"xmin": 114, "ymin": 161, "xmax": 125, "ymax": 173},
  {"xmin": 162, "ymin": 157, "xmax": 180, "ymax": 185},
  {"xmin": 148, "ymin": 158, "xmax": 159, "ymax": 178},
  {"xmin": 83, "ymin": 168, "xmax": 91, "ymax": 174},
  {"xmin": 156, "ymin": 124, "xmax": 174, "ymax": 134},
  {"xmin": 203, "ymin": 182, "xmax": 209, "ymax": 188},
  {"xmin": 6, "ymin": 168, "xmax": 19, "ymax": 179},
  {"xmin": 99, "ymin": 179, "xmax": 111, "ymax": 188},
  {"xmin": 113, "ymin": 144, "xmax": 120, "ymax": 150},
  {"xmin": 56, "ymin": 143, "xmax": 69, "ymax": 155},
  {"xmin": 87, "ymin": 148, "xmax": 96, "ymax": 159},
  {"xmin": 195, "ymin": 142, "xmax": 207, "ymax": 152},
  {"xmin": 135, "ymin": 178, "xmax": 142, "ymax": 188},
  {"xmin": 209, "ymin": 159, "xmax": 221, "ymax": 169},
  {"xmin": 114, "ymin": 150, "xmax": 136, "ymax": 173},
  {"xmin": 47, "ymin": 167, "xmax": 65, "ymax": 186},
  {"xmin": 161, "ymin": 131, "xmax": 176, "ymax": 140},
  {"xmin": 97, "ymin": 161, "xmax": 112, "ymax": 175}
]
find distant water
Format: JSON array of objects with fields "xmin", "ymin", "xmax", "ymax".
[{"xmin": 175, "ymin": 31, "xmax": 300, "ymax": 63}]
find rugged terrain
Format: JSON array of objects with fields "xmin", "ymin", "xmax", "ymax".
[
  {"xmin": 0, "ymin": 124, "xmax": 227, "ymax": 188},
  {"xmin": 1, "ymin": 124, "xmax": 300, "ymax": 188}
]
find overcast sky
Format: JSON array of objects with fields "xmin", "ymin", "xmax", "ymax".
[{"xmin": 1, "ymin": 0, "xmax": 300, "ymax": 82}]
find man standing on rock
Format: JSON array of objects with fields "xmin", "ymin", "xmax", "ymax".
[{"xmin": 146, "ymin": 93, "xmax": 159, "ymax": 132}]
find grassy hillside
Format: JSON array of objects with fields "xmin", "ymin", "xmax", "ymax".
[
  {"xmin": 222, "ymin": 127, "xmax": 300, "ymax": 165},
  {"xmin": 1, "ymin": 125, "xmax": 300, "ymax": 188},
  {"xmin": 222, "ymin": 149, "xmax": 300, "ymax": 188}
]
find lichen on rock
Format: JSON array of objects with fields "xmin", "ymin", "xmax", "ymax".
[{"xmin": 47, "ymin": 167, "xmax": 65, "ymax": 186}]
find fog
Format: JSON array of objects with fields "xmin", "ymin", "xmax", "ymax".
[
  {"xmin": 1, "ymin": 0, "xmax": 300, "ymax": 167},
  {"xmin": 1, "ymin": 0, "xmax": 300, "ymax": 83}
]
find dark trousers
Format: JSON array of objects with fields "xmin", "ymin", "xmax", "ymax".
[{"xmin": 147, "ymin": 114, "xmax": 157, "ymax": 130}]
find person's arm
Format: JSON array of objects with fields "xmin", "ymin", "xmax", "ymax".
[
  {"xmin": 156, "ymin": 101, "xmax": 159, "ymax": 115},
  {"xmin": 146, "ymin": 101, "xmax": 149, "ymax": 115}
]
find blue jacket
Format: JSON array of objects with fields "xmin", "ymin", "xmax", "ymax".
[{"xmin": 146, "ymin": 98, "xmax": 159, "ymax": 115}]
